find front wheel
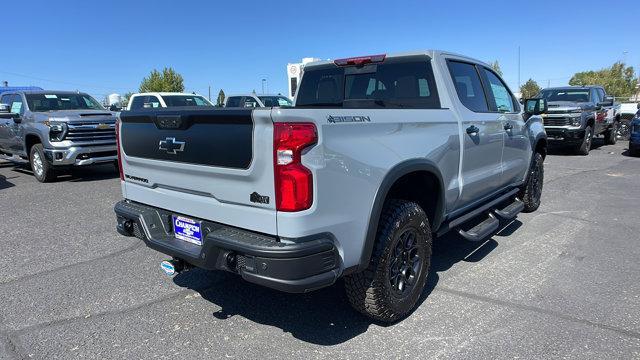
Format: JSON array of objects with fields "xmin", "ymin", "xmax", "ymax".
[
  {"xmin": 576, "ymin": 126, "xmax": 593, "ymax": 155},
  {"xmin": 344, "ymin": 200, "xmax": 432, "ymax": 323},
  {"xmin": 30, "ymin": 144, "xmax": 56, "ymax": 183},
  {"xmin": 519, "ymin": 152, "xmax": 544, "ymax": 213}
]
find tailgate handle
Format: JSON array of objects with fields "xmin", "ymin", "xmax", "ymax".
[{"xmin": 155, "ymin": 115, "xmax": 183, "ymax": 130}]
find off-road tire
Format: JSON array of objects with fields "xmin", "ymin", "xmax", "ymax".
[
  {"xmin": 344, "ymin": 200, "xmax": 432, "ymax": 323},
  {"xmin": 604, "ymin": 123, "xmax": 617, "ymax": 145},
  {"xmin": 29, "ymin": 144, "xmax": 56, "ymax": 183},
  {"xmin": 518, "ymin": 152, "xmax": 544, "ymax": 213},
  {"xmin": 576, "ymin": 126, "xmax": 593, "ymax": 155}
]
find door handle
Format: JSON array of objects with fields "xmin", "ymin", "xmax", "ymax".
[
  {"xmin": 504, "ymin": 122, "xmax": 513, "ymax": 131},
  {"xmin": 466, "ymin": 125, "xmax": 479, "ymax": 136}
]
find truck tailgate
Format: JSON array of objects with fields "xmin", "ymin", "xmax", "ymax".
[{"xmin": 118, "ymin": 107, "xmax": 277, "ymax": 235}]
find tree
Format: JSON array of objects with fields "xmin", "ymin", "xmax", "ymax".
[
  {"xmin": 569, "ymin": 62, "xmax": 638, "ymax": 98},
  {"xmin": 520, "ymin": 78, "xmax": 541, "ymax": 99},
  {"xmin": 216, "ymin": 89, "xmax": 226, "ymax": 107},
  {"xmin": 139, "ymin": 67, "xmax": 185, "ymax": 93},
  {"xmin": 490, "ymin": 60, "xmax": 503, "ymax": 76}
]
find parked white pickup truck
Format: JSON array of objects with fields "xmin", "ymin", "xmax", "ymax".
[{"xmin": 126, "ymin": 92, "xmax": 213, "ymax": 111}]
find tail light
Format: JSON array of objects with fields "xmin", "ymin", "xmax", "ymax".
[
  {"xmin": 115, "ymin": 118, "xmax": 124, "ymax": 180},
  {"xmin": 273, "ymin": 122, "xmax": 317, "ymax": 211},
  {"xmin": 334, "ymin": 54, "xmax": 386, "ymax": 66}
]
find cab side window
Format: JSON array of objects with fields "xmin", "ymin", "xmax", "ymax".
[
  {"xmin": 590, "ymin": 89, "xmax": 600, "ymax": 104},
  {"xmin": 226, "ymin": 97, "xmax": 241, "ymax": 107},
  {"xmin": 482, "ymin": 69, "xmax": 516, "ymax": 113},
  {"xmin": 9, "ymin": 94, "xmax": 24, "ymax": 114},
  {"xmin": 447, "ymin": 61, "xmax": 489, "ymax": 112}
]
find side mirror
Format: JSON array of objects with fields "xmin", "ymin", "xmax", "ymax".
[
  {"xmin": 12, "ymin": 115, "xmax": 22, "ymax": 124},
  {"xmin": 524, "ymin": 98, "xmax": 547, "ymax": 116}
]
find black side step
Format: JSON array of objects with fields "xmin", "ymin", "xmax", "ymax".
[
  {"xmin": 494, "ymin": 198, "xmax": 524, "ymax": 220},
  {"xmin": 457, "ymin": 213, "xmax": 500, "ymax": 242}
]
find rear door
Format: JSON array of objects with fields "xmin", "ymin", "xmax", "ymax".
[
  {"xmin": 0, "ymin": 94, "xmax": 12, "ymax": 150},
  {"xmin": 118, "ymin": 107, "xmax": 277, "ymax": 234},
  {"xmin": 447, "ymin": 60, "xmax": 505, "ymax": 208}
]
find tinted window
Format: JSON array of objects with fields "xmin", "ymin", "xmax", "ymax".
[
  {"xmin": 129, "ymin": 96, "xmax": 146, "ymax": 110},
  {"xmin": 483, "ymin": 69, "xmax": 515, "ymax": 113},
  {"xmin": 226, "ymin": 97, "xmax": 242, "ymax": 107},
  {"xmin": 596, "ymin": 88, "xmax": 605, "ymax": 103},
  {"xmin": 161, "ymin": 95, "xmax": 212, "ymax": 107},
  {"xmin": 10, "ymin": 94, "xmax": 24, "ymax": 114},
  {"xmin": 26, "ymin": 93, "xmax": 103, "ymax": 112},
  {"xmin": 296, "ymin": 56, "xmax": 440, "ymax": 109},
  {"xmin": 448, "ymin": 61, "xmax": 489, "ymax": 112}
]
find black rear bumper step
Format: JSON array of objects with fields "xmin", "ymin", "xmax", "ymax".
[
  {"xmin": 457, "ymin": 213, "xmax": 500, "ymax": 242},
  {"xmin": 494, "ymin": 198, "xmax": 524, "ymax": 219},
  {"xmin": 114, "ymin": 200, "xmax": 340, "ymax": 293}
]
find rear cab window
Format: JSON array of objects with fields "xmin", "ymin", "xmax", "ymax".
[
  {"xmin": 295, "ymin": 55, "xmax": 440, "ymax": 109},
  {"xmin": 226, "ymin": 97, "xmax": 242, "ymax": 107}
]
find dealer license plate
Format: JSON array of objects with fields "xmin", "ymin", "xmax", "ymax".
[{"xmin": 172, "ymin": 215, "xmax": 203, "ymax": 246}]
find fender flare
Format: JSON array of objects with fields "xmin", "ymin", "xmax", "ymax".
[{"xmin": 356, "ymin": 159, "xmax": 446, "ymax": 272}]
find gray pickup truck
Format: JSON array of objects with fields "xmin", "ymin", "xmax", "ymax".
[
  {"xmin": 0, "ymin": 90, "xmax": 117, "ymax": 182},
  {"xmin": 537, "ymin": 86, "xmax": 618, "ymax": 155},
  {"xmin": 114, "ymin": 50, "xmax": 548, "ymax": 322}
]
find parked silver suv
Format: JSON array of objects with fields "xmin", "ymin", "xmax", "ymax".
[
  {"xmin": 0, "ymin": 90, "xmax": 117, "ymax": 182},
  {"xmin": 114, "ymin": 50, "xmax": 547, "ymax": 322}
]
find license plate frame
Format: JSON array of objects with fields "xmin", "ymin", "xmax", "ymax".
[{"xmin": 172, "ymin": 215, "xmax": 203, "ymax": 246}]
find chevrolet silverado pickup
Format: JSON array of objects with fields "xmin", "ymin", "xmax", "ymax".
[
  {"xmin": 537, "ymin": 86, "xmax": 618, "ymax": 155},
  {"xmin": 0, "ymin": 90, "xmax": 117, "ymax": 182},
  {"xmin": 114, "ymin": 51, "xmax": 548, "ymax": 322}
]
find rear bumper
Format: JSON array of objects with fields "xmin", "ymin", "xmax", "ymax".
[
  {"xmin": 114, "ymin": 200, "xmax": 340, "ymax": 293},
  {"xmin": 544, "ymin": 127, "xmax": 585, "ymax": 143},
  {"xmin": 44, "ymin": 144, "xmax": 117, "ymax": 166}
]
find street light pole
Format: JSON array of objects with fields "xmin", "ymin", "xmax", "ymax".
[{"xmin": 261, "ymin": 79, "xmax": 266, "ymax": 94}]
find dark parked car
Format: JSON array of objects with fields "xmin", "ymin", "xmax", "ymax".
[{"xmin": 629, "ymin": 109, "xmax": 640, "ymax": 156}]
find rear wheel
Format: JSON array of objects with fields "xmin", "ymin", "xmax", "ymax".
[
  {"xmin": 604, "ymin": 122, "xmax": 618, "ymax": 145},
  {"xmin": 575, "ymin": 126, "xmax": 593, "ymax": 155},
  {"xmin": 30, "ymin": 144, "xmax": 56, "ymax": 183},
  {"xmin": 519, "ymin": 152, "xmax": 544, "ymax": 213},
  {"xmin": 344, "ymin": 200, "xmax": 432, "ymax": 322},
  {"xmin": 617, "ymin": 120, "xmax": 631, "ymax": 141}
]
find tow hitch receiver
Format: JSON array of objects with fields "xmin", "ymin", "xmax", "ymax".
[{"xmin": 160, "ymin": 258, "xmax": 188, "ymax": 276}]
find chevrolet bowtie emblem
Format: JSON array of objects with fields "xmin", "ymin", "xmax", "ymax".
[{"xmin": 159, "ymin": 137, "xmax": 185, "ymax": 154}]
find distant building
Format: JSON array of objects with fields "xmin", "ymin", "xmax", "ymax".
[{"xmin": 286, "ymin": 57, "xmax": 321, "ymax": 99}]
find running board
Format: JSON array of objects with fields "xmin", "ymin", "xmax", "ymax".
[
  {"xmin": 457, "ymin": 213, "xmax": 500, "ymax": 242},
  {"xmin": 494, "ymin": 198, "xmax": 524, "ymax": 220}
]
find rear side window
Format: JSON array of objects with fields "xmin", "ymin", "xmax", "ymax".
[
  {"xmin": 448, "ymin": 61, "xmax": 488, "ymax": 112},
  {"xmin": 226, "ymin": 97, "xmax": 241, "ymax": 107},
  {"xmin": 296, "ymin": 55, "xmax": 440, "ymax": 109}
]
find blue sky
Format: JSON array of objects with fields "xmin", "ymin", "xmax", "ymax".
[{"xmin": 1, "ymin": 0, "xmax": 638, "ymax": 101}]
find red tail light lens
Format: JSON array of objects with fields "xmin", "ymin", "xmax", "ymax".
[
  {"xmin": 115, "ymin": 118, "xmax": 124, "ymax": 180},
  {"xmin": 273, "ymin": 122, "xmax": 317, "ymax": 211}
]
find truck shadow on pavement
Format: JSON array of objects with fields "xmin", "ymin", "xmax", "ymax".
[
  {"xmin": 171, "ymin": 221, "xmax": 518, "ymax": 345},
  {"xmin": 10, "ymin": 163, "xmax": 119, "ymax": 182},
  {"xmin": 0, "ymin": 174, "xmax": 15, "ymax": 190}
]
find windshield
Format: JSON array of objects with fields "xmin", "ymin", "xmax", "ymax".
[
  {"xmin": 26, "ymin": 93, "xmax": 104, "ymax": 112},
  {"xmin": 538, "ymin": 89, "xmax": 590, "ymax": 103},
  {"xmin": 161, "ymin": 95, "xmax": 213, "ymax": 107},
  {"xmin": 257, "ymin": 96, "xmax": 293, "ymax": 107},
  {"xmin": 295, "ymin": 56, "xmax": 440, "ymax": 109}
]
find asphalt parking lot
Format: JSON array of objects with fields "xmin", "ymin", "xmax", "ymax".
[{"xmin": 1, "ymin": 140, "xmax": 639, "ymax": 359}]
